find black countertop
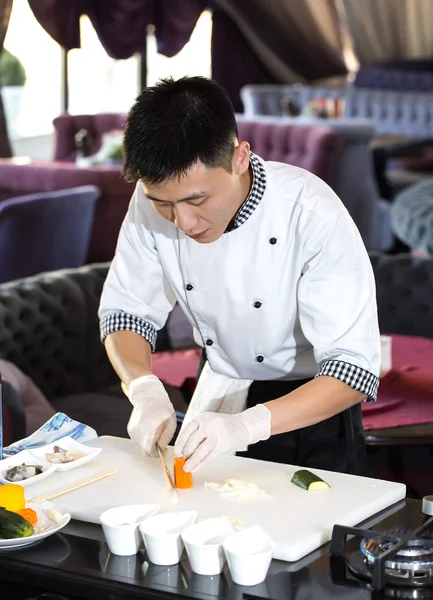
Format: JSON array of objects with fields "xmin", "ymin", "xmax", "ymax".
[{"xmin": 0, "ymin": 498, "xmax": 428, "ymax": 600}]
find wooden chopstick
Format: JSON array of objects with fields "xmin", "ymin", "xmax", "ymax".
[{"xmin": 29, "ymin": 470, "xmax": 117, "ymax": 503}]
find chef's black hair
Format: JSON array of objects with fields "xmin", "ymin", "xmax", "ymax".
[{"xmin": 123, "ymin": 76, "xmax": 238, "ymax": 185}]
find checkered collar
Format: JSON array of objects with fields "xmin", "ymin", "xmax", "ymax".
[{"xmin": 227, "ymin": 152, "xmax": 267, "ymax": 232}]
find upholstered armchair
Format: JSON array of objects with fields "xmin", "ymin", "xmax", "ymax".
[
  {"xmin": 52, "ymin": 113, "xmax": 127, "ymax": 162},
  {"xmin": 0, "ymin": 186, "xmax": 100, "ymax": 283}
]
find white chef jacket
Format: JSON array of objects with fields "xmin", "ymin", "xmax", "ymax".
[{"xmin": 99, "ymin": 153, "xmax": 381, "ymax": 401}]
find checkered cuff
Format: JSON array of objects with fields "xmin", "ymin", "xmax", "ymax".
[
  {"xmin": 100, "ymin": 313, "xmax": 157, "ymax": 351},
  {"xmin": 316, "ymin": 360, "xmax": 378, "ymax": 402}
]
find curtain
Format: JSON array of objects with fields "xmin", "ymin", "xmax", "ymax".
[
  {"xmin": 343, "ymin": 0, "xmax": 433, "ymax": 63},
  {"xmin": 211, "ymin": 0, "xmax": 346, "ymax": 110},
  {"xmin": 213, "ymin": 0, "xmax": 346, "ymax": 82},
  {"xmin": 0, "ymin": 0, "xmax": 13, "ymax": 157},
  {"xmin": 211, "ymin": 7, "xmax": 276, "ymax": 113},
  {"xmin": 28, "ymin": 0, "xmax": 205, "ymax": 59},
  {"xmin": 28, "ymin": 0, "xmax": 347, "ymax": 112}
]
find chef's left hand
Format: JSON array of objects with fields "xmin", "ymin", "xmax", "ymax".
[{"xmin": 174, "ymin": 404, "xmax": 271, "ymax": 472}]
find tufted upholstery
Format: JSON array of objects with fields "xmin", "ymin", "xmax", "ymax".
[
  {"xmin": 390, "ymin": 179, "xmax": 433, "ymax": 256},
  {"xmin": 0, "ymin": 186, "xmax": 100, "ymax": 283},
  {"xmin": 0, "ymin": 264, "xmax": 112, "ymax": 401},
  {"xmin": 344, "ymin": 89, "xmax": 433, "ymax": 138},
  {"xmin": 241, "ymin": 84, "xmax": 433, "ymax": 139},
  {"xmin": 369, "ymin": 253, "xmax": 433, "ymax": 339},
  {"xmin": 53, "ymin": 113, "xmax": 127, "ymax": 162},
  {"xmin": 0, "ymin": 264, "xmax": 186, "ymax": 403},
  {"xmin": 240, "ymin": 84, "xmax": 303, "ymax": 118},
  {"xmin": 236, "ymin": 120, "xmax": 341, "ymax": 185}
]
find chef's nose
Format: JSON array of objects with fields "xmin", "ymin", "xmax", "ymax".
[{"xmin": 174, "ymin": 204, "xmax": 199, "ymax": 232}]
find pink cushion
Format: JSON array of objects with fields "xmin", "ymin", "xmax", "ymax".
[{"xmin": 0, "ymin": 359, "xmax": 55, "ymax": 436}]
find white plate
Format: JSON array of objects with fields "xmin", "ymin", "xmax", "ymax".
[
  {"xmin": 0, "ymin": 501, "xmax": 71, "ymax": 549},
  {"xmin": 29, "ymin": 436, "xmax": 102, "ymax": 471},
  {"xmin": 0, "ymin": 450, "xmax": 58, "ymax": 487}
]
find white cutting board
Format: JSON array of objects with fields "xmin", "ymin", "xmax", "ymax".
[{"xmin": 25, "ymin": 436, "xmax": 406, "ymax": 562}]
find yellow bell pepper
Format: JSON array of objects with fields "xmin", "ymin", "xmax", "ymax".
[{"xmin": 0, "ymin": 483, "xmax": 26, "ymax": 512}]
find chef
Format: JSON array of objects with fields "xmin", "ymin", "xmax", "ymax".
[{"xmin": 98, "ymin": 76, "xmax": 381, "ymax": 476}]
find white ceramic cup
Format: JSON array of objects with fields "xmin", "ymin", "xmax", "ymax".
[
  {"xmin": 223, "ymin": 525, "xmax": 275, "ymax": 586},
  {"xmin": 181, "ymin": 516, "xmax": 234, "ymax": 576},
  {"xmin": 100, "ymin": 504, "xmax": 159, "ymax": 556},
  {"xmin": 140, "ymin": 510, "xmax": 197, "ymax": 566}
]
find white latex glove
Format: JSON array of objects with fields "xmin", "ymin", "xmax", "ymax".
[
  {"xmin": 126, "ymin": 375, "xmax": 177, "ymax": 457},
  {"xmin": 174, "ymin": 404, "xmax": 271, "ymax": 472}
]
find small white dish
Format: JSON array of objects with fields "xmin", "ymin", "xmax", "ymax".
[
  {"xmin": 140, "ymin": 510, "xmax": 197, "ymax": 566},
  {"xmin": 223, "ymin": 525, "xmax": 275, "ymax": 586},
  {"xmin": 100, "ymin": 504, "xmax": 160, "ymax": 556},
  {"xmin": 29, "ymin": 436, "xmax": 102, "ymax": 471},
  {"xmin": 0, "ymin": 501, "xmax": 71, "ymax": 550},
  {"xmin": 181, "ymin": 516, "xmax": 234, "ymax": 576},
  {"xmin": 0, "ymin": 449, "xmax": 58, "ymax": 487}
]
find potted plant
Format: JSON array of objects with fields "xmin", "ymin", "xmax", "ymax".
[{"xmin": 0, "ymin": 48, "xmax": 27, "ymax": 138}]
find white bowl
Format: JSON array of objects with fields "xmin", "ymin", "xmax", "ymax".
[
  {"xmin": 0, "ymin": 449, "xmax": 58, "ymax": 487},
  {"xmin": 181, "ymin": 516, "xmax": 234, "ymax": 576},
  {"xmin": 140, "ymin": 510, "xmax": 197, "ymax": 565},
  {"xmin": 100, "ymin": 504, "xmax": 160, "ymax": 556},
  {"xmin": 29, "ymin": 436, "xmax": 102, "ymax": 471},
  {"xmin": 223, "ymin": 525, "xmax": 275, "ymax": 586}
]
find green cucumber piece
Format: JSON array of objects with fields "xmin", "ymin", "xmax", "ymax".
[
  {"xmin": 0, "ymin": 507, "xmax": 34, "ymax": 538},
  {"xmin": 291, "ymin": 469, "xmax": 330, "ymax": 491}
]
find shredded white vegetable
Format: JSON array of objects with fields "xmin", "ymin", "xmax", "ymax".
[{"xmin": 204, "ymin": 479, "xmax": 272, "ymax": 500}]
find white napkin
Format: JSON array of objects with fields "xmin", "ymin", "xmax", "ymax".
[{"xmin": 3, "ymin": 412, "xmax": 98, "ymax": 457}]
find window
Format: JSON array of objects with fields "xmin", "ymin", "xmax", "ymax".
[
  {"xmin": 3, "ymin": 4, "xmax": 212, "ymax": 139},
  {"xmin": 4, "ymin": 0, "xmax": 62, "ymax": 138},
  {"xmin": 146, "ymin": 10, "xmax": 212, "ymax": 86},
  {"xmin": 68, "ymin": 17, "xmax": 140, "ymax": 115}
]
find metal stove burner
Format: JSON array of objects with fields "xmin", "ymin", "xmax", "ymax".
[
  {"xmin": 347, "ymin": 528, "xmax": 433, "ymax": 591},
  {"xmin": 361, "ymin": 529, "xmax": 433, "ymax": 576},
  {"xmin": 348, "ymin": 551, "xmax": 433, "ymax": 598}
]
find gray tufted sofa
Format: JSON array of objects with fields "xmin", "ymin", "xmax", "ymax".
[
  {"xmin": 0, "ymin": 254, "xmax": 432, "ymax": 437},
  {"xmin": 240, "ymin": 84, "xmax": 433, "ymax": 138},
  {"xmin": 369, "ymin": 252, "xmax": 433, "ymax": 339},
  {"xmin": 0, "ymin": 264, "xmax": 193, "ymax": 438}
]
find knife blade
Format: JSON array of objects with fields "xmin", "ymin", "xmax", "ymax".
[{"xmin": 156, "ymin": 444, "xmax": 177, "ymax": 490}]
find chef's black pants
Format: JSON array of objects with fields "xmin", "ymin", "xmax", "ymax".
[
  {"xmin": 237, "ymin": 378, "xmax": 366, "ymax": 476},
  {"xmin": 197, "ymin": 352, "xmax": 366, "ymax": 475}
]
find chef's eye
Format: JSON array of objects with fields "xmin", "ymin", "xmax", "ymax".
[{"xmin": 189, "ymin": 197, "xmax": 207, "ymax": 206}]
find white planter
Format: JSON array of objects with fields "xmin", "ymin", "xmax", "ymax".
[{"xmin": 1, "ymin": 85, "xmax": 24, "ymax": 139}]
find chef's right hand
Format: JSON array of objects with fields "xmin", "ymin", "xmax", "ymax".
[{"xmin": 126, "ymin": 375, "xmax": 177, "ymax": 457}]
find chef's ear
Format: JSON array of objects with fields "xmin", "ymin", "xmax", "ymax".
[{"xmin": 233, "ymin": 141, "xmax": 251, "ymax": 175}]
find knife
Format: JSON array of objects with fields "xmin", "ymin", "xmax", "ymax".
[{"xmin": 156, "ymin": 444, "xmax": 177, "ymax": 491}]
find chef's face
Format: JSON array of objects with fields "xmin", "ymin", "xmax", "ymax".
[{"xmin": 142, "ymin": 142, "xmax": 252, "ymax": 243}]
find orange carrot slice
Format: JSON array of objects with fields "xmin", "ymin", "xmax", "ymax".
[
  {"xmin": 174, "ymin": 457, "xmax": 193, "ymax": 489},
  {"xmin": 18, "ymin": 508, "xmax": 38, "ymax": 526}
]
